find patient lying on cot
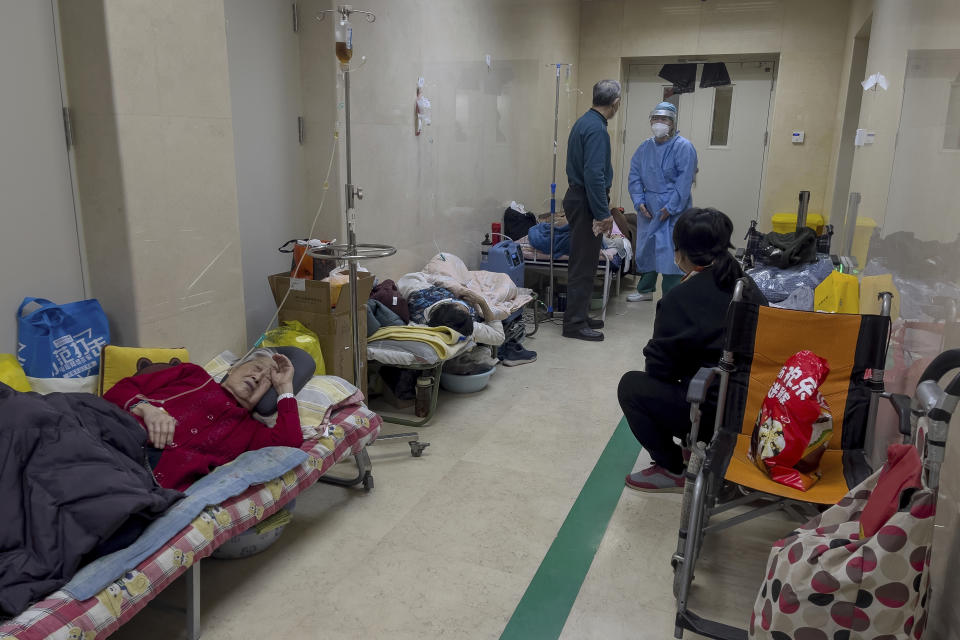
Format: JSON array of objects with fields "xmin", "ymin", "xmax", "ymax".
[
  {"xmin": 407, "ymin": 286, "xmax": 476, "ymax": 336},
  {"xmin": 104, "ymin": 348, "xmax": 303, "ymax": 491}
]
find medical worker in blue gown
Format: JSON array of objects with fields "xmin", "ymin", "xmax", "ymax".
[{"xmin": 627, "ymin": 102, "xmax": 698, "ymax": 301}]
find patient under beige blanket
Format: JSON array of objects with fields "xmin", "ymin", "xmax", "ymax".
[{"xmin": 398, "ymin": 253, "xmax": 533, "ymax": 322}]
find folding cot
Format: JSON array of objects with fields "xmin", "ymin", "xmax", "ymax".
[{"xmin": 0, "ymin": 379, "xmax": 380, "ymax": 640}]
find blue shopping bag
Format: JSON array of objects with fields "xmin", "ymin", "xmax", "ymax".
[{"xmin": 17, "ymin": 297, "xmax": 110, "ymax": 379}]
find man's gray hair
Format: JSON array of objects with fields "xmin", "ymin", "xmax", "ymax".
[{"xmin": 592, "ymin": 80, "xmax": 621, "ymax": 107}]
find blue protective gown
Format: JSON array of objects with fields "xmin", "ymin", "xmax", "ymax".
[{"xmin": 628, "ymin": 135, "xmax": 698, "ymax": 275}]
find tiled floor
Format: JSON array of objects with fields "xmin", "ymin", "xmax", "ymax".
[{"xmin": 113, "ymin": 291, "xmax": 794, "ymax": 639}]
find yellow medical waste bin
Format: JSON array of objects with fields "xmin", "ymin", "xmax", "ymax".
[
  {"xmin": 771, "ymin": 213, "xmax": 825, "ymax": 235},
  {"xmin": 851, "ymin": 217, "xmax": 877, "ymax": 269}
]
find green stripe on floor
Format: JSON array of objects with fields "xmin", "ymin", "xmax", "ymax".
[{"xmin": 500, "ymin": 417, "xmax": 641, "ymax": 640}]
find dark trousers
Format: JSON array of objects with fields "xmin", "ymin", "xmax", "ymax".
[
  {"xmin": 562, "ymin": 185, "xmax": 603, "ymax": 332},
  {"xmin": 617, "ymin": 370, "xmax": 716, "ymax": 474}
]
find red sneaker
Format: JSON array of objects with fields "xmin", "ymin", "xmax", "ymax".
[{"xmin": 625, "ymin": 464, "xmax": 685, "ymax": 493}]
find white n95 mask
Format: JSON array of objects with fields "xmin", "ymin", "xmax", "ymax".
[{"xmin": 651, "ymin": 122, "xmax": 671, "ymax": 138}]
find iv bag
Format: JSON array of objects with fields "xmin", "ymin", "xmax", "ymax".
[{"xmin": 335, "ymin": 15, "xmax": 352, "ymax": 63}]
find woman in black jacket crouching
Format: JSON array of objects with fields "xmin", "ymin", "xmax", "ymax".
[{"xmin": 619, "ymin": 207, "xmax": 766, "ymax": 492}]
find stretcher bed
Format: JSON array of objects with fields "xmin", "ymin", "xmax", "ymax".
[
  {"xmin": 366, "ymin": 334, "xmax": 476, "ymax": 437},
  {"xmin": 0, "ymin": 382, "xmax": 381, "ymax": 640},
  {"xmin": 517, "ymin": 239, "xmax": 624, "ymax": 321}
]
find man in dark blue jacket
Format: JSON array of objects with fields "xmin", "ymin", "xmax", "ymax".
[{"xmin": 562, "ymin": 79, "xmax": 620, "ymax": 341}]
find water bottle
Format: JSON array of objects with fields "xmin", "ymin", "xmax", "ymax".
[{"xmin": 415, "ymin": 377, "xmax": 433, "ymax": 417}]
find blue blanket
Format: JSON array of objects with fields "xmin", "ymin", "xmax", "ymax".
[
  {"xmin": 527, "ymin": 222, "xmax": 571, "ymax": 257},
  {"xmin": 63, "ymin": 445, "xmax": 308, "ymax": 600}
]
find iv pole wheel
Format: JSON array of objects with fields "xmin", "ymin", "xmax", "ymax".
[{"xmin": 409, "ymin": 441, "xmax": 430, "ymax": 457}]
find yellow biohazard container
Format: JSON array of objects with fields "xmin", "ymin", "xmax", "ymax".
[
  {"xmin": 771, "ymin": 213, "xmax": 825, "ymax": 235},
  {"xmin": 851, "ymin": 217, "xmax": 877, "ymax": 269}
]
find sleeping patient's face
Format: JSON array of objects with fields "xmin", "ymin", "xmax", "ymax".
[{"xmin": 222, "ymin": 356, "xmax": 276, "ymax": 410}]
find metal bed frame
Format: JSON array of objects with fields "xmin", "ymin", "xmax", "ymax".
[
  {"xmin": 523, "ymin": 252, "xmax": 621, "ymax": 322},
  {"xmin": 367, "ymin": 360, "xmax": 438, "ymax": 457}
]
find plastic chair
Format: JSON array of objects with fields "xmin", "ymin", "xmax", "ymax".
[{"xmin": 672, "ymin": 278, "xmax": 895, "ymax": 639}]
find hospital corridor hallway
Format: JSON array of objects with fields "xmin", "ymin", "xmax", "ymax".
[
  {"xmin": 3, "ymin": 0, "xmax": 960, "ymax": 638},
  {"xmin": 109, "ymin": 292, "xmax": 793, "ymax": 640}
]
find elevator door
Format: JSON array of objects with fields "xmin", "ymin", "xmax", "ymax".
[{"xmin": 619, "ymin": 61, "xmax": 774, "ymax": 240}]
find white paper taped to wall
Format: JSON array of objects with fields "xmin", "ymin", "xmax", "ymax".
[{"xmin": 862, "ymin": 72, "xmax": 888, "ymax": 91}]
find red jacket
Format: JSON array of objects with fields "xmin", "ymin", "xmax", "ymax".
[{"xmin": 103, "ymin": 363, "xmax": 302, "ymax": 491}]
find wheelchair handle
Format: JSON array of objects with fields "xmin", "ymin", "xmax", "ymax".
[
  {"xmin": 920, "ymin": 349, "xmax": 960, "ymax": 396},
  {"xmin": 877, "ymin": 291, "xmax": 893, "ymax": 317},
  {"xmin": 732, "ymin": 279, "xmax": 746, "ymax": 303}
]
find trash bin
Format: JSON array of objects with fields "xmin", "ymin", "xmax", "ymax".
[
  {"xmin": 851, "ymin": 216, "xmax": 877, "ymax": 269},
  {"xmin": 771, "ymin": 212, "xmax": 825, "ymax": 235}
]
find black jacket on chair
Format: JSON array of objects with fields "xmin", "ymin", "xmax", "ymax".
[{"xmin": 0, "ymin": 385, "xmax": 183, "ymax": 616}]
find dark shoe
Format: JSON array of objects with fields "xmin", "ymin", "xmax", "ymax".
[
  {"xmin": 587, "ymin": 317, "xmax": 604, "ymax": 329},
  {"xmin": 562, "ymin": 327, "xmax": 604, "ymax": 341},
  {"xmin": 498, "ymin": 341, "xmax": 537, "ymax": 366}
]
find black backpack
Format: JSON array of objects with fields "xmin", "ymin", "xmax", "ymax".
[
  {"xmin": 503, "ymin": 207, "xmax": 537, "ymax": 242},
  {"xmin": 758, "ymin": 227, "xmax": 818, "ymax": 268}
]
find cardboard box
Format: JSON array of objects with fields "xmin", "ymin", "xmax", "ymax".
[
  {"xmin": 267, "ymin": 272, "xmax": 374, "ymax": 315},
  {"xmin": 268, "ymin": 272, "xmax": 373, "ymax": 395}
]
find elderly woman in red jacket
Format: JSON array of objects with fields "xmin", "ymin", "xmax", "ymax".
[{"xmin": 104, "ymin": 348, "xmax": 303, "ymax": 491}]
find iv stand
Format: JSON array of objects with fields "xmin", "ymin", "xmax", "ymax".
[
  {"xmin": 311, "ymin": 7, "xmax": 426, "ymax": 457},
  {"xmin": 547, "ymin": 63, "xmax": 572, "ymax": 316}
]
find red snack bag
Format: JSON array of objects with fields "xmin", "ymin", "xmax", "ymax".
[{"xmin": 749, "ymin": 350, "xmax": 833, "ymax": 491}]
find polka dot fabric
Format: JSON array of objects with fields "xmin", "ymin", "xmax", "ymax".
[{"xmin": 748, "ymin": 468, "xmax": 935, "ymax": 638}]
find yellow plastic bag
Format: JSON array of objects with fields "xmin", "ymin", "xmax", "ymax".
[
  {"xmin": 261, "ymin": 321, "xmax": 325, "ymax": 375},
  {"xmin": 0, "ymin": 354, "xmax": 32, "ymax": 392},
  {"xmin": 814, "ymin": 271, "xmax": 860, "ymax": 314}
]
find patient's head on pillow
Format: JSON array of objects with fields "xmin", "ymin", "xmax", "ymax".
[
  {"xmin": 427, "ymin": 301, "xmax": 474, "ymax": 336},
  {"xmin": 221, "ymin": 348, "xmax": 278, "ymax": 410}
]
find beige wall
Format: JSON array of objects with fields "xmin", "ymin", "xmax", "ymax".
[
  {"xmin": 823, "ymin": 0, "xmax": 871, "ymax": 241},
  {"xmin": 847, "ymin": 0, "xmax": 960, "ymax": 234},
  {"xmin": 577, "ymin": 0, "xmax": 851, "ymax": 230},
  {"xmin": 302, "ymin": 0, "xmax": 582, "ymax": 277},
  {"xmin": 299, "ymin": 0, "xmax": 343, "ymax": 242},
  {"xmin": 224, "ymin": 0, "xmax": 307, "ymax": 345},
  {"xmin": 58, "ymin": 0, "xmax": 247, "ymax": 362}
]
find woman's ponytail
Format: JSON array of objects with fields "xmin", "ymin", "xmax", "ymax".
[{"xmin": 710, "ymin": 248, "xmax": 744, "ymax": 292}]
